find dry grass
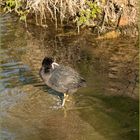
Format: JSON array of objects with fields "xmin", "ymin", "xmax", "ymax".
[
  {"xmin": 27, "ymin": 0, "xmax": 137, "ymax": 29},
  {"xmin": 27, "ymin": 0, "xmax": 86, "ymax": 27},
  {"xmin": 1, "ymin": 0, "xmax": 138, "ymax": 32}
]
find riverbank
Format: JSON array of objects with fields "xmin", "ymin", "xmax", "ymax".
[{"xmin": 0, "ymin": 0, "xmax": 139, "ymax": 36}]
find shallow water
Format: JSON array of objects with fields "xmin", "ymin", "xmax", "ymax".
[{"xmin": 0, "ymin": 14, "xmax": 139, "ymax": 140}]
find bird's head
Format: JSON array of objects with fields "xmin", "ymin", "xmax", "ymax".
[
  {"xmin": 42, "ymin": 57, "xmax": 54, "ymax": 69},
  {"xmin": 41, "ymin": 57, "xmax": 59, "ymax": 70}
]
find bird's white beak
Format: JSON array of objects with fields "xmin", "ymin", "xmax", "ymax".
[{"xmin": 52, "ymin": 62, "xmax": 59, "ymax": 69}]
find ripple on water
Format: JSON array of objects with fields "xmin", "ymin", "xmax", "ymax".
[{"xmin": 0, "ymin": 14, "xmax": 138, "ymax": 140}]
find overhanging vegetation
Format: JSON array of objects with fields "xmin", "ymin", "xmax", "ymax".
[{"xmin": 0, "ymin": 0, "xmax": 138, "ymax": 34}]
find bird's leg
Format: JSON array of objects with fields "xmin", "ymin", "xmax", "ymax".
[
  {"xmin": 65, "ymin": 94, "xmax": 69, "ymax": 100},
  {"xmin": 62, "ymin": 93, "xmax": 66, "ymax": 107},
  {"xmin": 62, "ymin": 93, "xmax": 69, "ymax": 107},
  {"xmin": 65, "ymin": 94, "xmax": 70, "ymax": 101}
]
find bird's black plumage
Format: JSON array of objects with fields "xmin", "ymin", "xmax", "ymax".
[{"xmin": 39, "ymin": 57, "xmax": 86, "ymax": 106}]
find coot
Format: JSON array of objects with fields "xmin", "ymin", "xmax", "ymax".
[{"xmin": 39, "ymin": 57, "xmax": 86, "ymax": 106}]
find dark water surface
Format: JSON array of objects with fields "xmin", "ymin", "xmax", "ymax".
[{"xmin": 0, "ymin": 14, "xmax": 139, "ymax": 140}]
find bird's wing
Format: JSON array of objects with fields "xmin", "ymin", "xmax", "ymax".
[{"xmin": 48, "ymin": 66, "xmax": 82, "ymax": 91}]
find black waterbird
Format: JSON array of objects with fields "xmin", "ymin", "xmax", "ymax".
[{"xmin": 39, "ymin": 57, "xmax": 86, "ymax": 107}]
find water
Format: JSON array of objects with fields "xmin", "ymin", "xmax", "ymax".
[{"xmin": 0, "ymin": 14, "xmax": 139, "ymax": 140}]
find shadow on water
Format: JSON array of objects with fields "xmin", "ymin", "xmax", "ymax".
[
  {"xmin": 0, "ymin": 14, "xmax": 139, "ymax": 140},
  {"xmin": 34, "ymin": 83, "xmax": 64, "ymax": 106},
  {"xmin": 75, "ymin": 90, "xmax": 139, "ymax": 140}
]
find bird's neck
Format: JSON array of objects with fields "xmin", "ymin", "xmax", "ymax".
[
  {"xmin": 40, "ymin": 67, "xmax": 51, "ymax": 83},
  {"xmin": 44, "ymin": 67, "xmax": 50, "ymax": 73}
]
